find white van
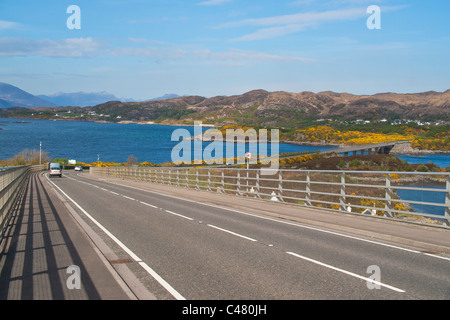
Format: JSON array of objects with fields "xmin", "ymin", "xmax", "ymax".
[{"xmin": 49, "ymin": 163, "xmax": 62, "ymax": 177}]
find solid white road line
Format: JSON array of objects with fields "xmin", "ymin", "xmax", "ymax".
[
  {"xmin": 423, "ymin": 252, "xmax": 450, "ymax": 261},
  {"xmin": 45, "ymin": 174, "xmax": 186, "ymax": 300},
  {"xmin": 286, "ymin": 251, "xmax": 405, "ymax": 293},
  {"xmin": 207, "ymin": 224, "xmax": 258, "ymax": 242}
]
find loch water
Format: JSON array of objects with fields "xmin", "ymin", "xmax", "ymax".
[{"xmin": 0, "ymin": 118, "xmax": 333, "ymax": 164}]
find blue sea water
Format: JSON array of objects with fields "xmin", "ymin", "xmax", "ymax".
[
  {"xmin": 397, "ymin": 154, "xmax": 450, "ymax": 169},
  {"xmin": 396, "ymin": 185, "xmax": 446, "ymax": 218},
  {"xmin": 1, "ymin": 118, "xmax": 449, "ymax": 167},
  {"xmin": 0, "ymin": 118, "xmax": 333, "ymax": 164}
]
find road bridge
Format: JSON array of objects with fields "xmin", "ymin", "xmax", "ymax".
[
  {"xmin": 327, "ymin": 142, "xmax": 396, "ymax": 156},
  {"xmin": 274, "ymin": 141, "xmax": 406, "ymax": 164},
  {"xmin": 320, "ymin": 141, "xmax": 400, "ymax": 157},
  {"xmin": 0, "ymin": 167, "xmax": 449, "ymax": 301}
]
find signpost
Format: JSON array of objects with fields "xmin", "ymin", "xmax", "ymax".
[{"xmin": 245, "ymin": 152, "xmax": 252, "ymax": 169}]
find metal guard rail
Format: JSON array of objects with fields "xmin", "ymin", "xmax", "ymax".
[
  {"xmin": 0, "ymin": 166, "xmax": 33, "ymax": 240},
  {"xmin": 0, "ymin": 165, "xmax": 44, "ymax": 240},
  {"xmin": 91, "ymin": 167, "xmax": 450, "ymax": 228}
]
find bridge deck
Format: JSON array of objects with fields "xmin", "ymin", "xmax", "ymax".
[
  {"xmin": 320, "ymin": 142, "xmax": 398, "ymax": 155},
  {"xmin": 0, "ymin": 172, "xmax": 132, "ymax": 300},
  {"xmin": 1, "ymin": 170, "xmax": 449, "ymax": 300}
]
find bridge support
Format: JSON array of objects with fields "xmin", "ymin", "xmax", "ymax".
[{"xmin": 376, "ymin": 145, "xmax": 395, "ymax": 154}]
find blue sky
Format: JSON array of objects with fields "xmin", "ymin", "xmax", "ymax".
[{"xmin": 0, "ymin": 0, "xmax": 449, "ymax": 100}]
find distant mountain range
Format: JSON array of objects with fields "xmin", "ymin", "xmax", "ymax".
[
  {"xmin": 0, "ymin": 82, "xmax": 56, "ymax": 108},
  {"xmin": 36, "ymin": 91, "xmax": 119, "ymax": 107},
  {"xmin": 0, "ymin": 82, "xmax": 448, "ymax": 126},
  {"xmin": 0, "ymin": 82, "xmax": 181, "ymax": 108}
]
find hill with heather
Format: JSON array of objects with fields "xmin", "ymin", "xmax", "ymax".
[
  {"xmin": 84, "ymin": 89, "xmax": 450, "ymax": 125},
  {"xmin": 0, "ymin": 87, "xmax": 448, "ymax": 127}
]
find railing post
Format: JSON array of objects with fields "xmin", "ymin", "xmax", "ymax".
[
  {"xmin": 236, "ymin": 170, "xmax": 240, "ymax": 195},
  {"xmin": 278, "ymin": 170, "xmax": 283, "ymax": 202},
  {"xmin": 207, "ymin": 169, "xmax": 211, "ymax": 191},
  {"xmin": 340, "ymin": 172, "xmax": 346, "ymax": 211},
  {"xmin": 306, "ymin": 171, "xmax": 311, "ymax": 206},
  {"xmin": 445, "ymin": 175, "xmax": 450, "ymax": 227},
  {"xmin": 246, "ymin": 168, "xmax": 249, "ymax": 197},
  {"xmin": 255, "ymin": 169, "xmax": 260, "ymax": 198},
  {"xmin": 196, "ymin": 168, "xmax": 199, "ymax": 189},
  {"xmin": 384, "ymin": 173, "xmax": 393, "ymax": 218}
]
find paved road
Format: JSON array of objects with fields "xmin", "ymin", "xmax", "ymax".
[
  {"xmin": 0, "ymin": 172, "xmax": 134, "ymax": 300},
  {"xmin": 44, "ymin": 170, "xmax": 450, "ymax": 300}
]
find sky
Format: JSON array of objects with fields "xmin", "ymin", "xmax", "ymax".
[{"xmin": 0, "ymin": 0, "xmax": 449, "ymax": 100}]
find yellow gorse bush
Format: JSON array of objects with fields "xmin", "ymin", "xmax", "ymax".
[{"xmin": 295, "ymin": 125, "xmax": 414, "ymax": 145}]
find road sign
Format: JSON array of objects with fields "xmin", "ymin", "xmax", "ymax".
[{"xmin": 245, "ymin": 152, "xmax": 252, "ymax": 160}]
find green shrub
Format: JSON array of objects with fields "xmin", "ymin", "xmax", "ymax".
[{"xmin": 416, "ymin": 164, "xmax": 429, "ymax": 172}]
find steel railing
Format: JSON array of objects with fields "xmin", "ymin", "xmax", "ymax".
[
  {"xmin": 91, "ymin": 166, "xmax": 450, "ymax": 228},
  {"xmin": 0, "ymin": 165, "xmax": 44, "ymax": 240}
]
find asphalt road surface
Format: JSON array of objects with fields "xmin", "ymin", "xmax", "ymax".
[{"xmin": 44, "ymin": 170, "xmax": 450, "ymax": 300}]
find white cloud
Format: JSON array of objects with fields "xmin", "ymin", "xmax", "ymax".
[
  {"xmin": 127, "ymin": 37, "xmax": 173, "ymax": 45},
  {"xmin": 0, "ymin": 20, "xmax": 21, "ymax": 30},
  {"xmin": 219, "ymin": 7, "xmax": 385, "ymax": 41},
  {"xmin": 194, "ymin": 48, "xmax": 316, "ymax": 63},
  {"xmin": 198, "ymin": 0, "xmax": 233, "ymax": 6},
  {"xmin": 234, "ymin": 24, "xmax": 309, "ymax": 41},
  {"xmin": 109, "ymin": 46, "xmax": 187, "ymax": 60},
  {"xmin": 220, "ymin": 8, "xmax": 366, "ymax": 28},
  {"xmin": 0, "ymin": 37, "xmax": 187, "ymax": 60},
  {"xmin": 0, "ymin": 37, "xmax": 105, "ymax": 58}
]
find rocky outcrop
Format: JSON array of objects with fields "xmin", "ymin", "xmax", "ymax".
[{"xmin": 390, "ymin": 142, "xmax": 450, "ymax": 155}]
